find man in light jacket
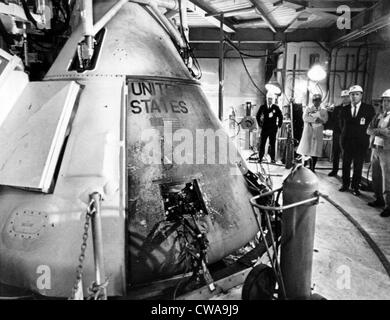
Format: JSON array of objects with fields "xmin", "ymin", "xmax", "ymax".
[
  {"xmin": 367, "ymin": 89, "xmax": 390, "ymax": 217},
  {"xmin": 297, "ymin": 93, "xmax": 328, "ymax": 172}
]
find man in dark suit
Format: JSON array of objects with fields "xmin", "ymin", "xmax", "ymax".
[
  {"xmin": 327, "ymin": 90, "xmax": 350, "ymax": 176},
  {"xmin": 339, "ymin": 85, "xmax": 375, "ymax": 196},
  {"xmin": 256, "ymin": 94, "xmax": 283, "ymax": 163}
]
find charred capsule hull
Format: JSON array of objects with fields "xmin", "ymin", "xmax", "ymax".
[
  {"xmin": 0, "ymin": 2, "xmax": 258, "ymax": 297},
  {"xmin": 126, "ymin": 76, "xmax": 258, "ymax": 283}
]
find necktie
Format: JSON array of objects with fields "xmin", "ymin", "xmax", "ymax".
[{"xmin": 352, "ymin": 105, "xmax": 357, "ymax": 118}]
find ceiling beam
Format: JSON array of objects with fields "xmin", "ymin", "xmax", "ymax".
[
  {"xmin": 233, "ymin": 18, "xmax": 265, "ymax": 29},
  {"xmin": 248, "ymin": 0, "xmax": 277, "ymax": 33},
  {"xmin": 205, "ymin": 6, "xmax": 256, "ymax": 18},
  {"xmin": 187, "ymin": 1, "xmax": 235, "ymax": 33},
  {"xmin": 275, "ymin": 0, "xmax": 376, "ymax": 18},
  {"xmin": 276, "ymin": 1, "xmax": 339, "ymax": 18},
  {"xmin": 276, "ymin": 0, "xmax": 378, "ymax": 8},
  {"xmin": 283, "ymin": 12, "xmax": 302, "ymax": 32},
  {"xmin": 190, "ymin": 42, "xmax": 272, "ymax": 58},
  {"xmin": 189, "ymin": 27, "xmax": 331, "ymax": 43}
]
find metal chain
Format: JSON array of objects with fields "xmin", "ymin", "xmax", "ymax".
[
  {"xmin": 69, "ymin": 199, "xmax": 96, "ymax": 300},
  {"xmin": 86, "ymin": 278, "xmax": 109, "ymax": 300}
]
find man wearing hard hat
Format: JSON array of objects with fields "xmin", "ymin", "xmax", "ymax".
[
  {"xmin": 367, "ymin": 89, "xmax": 390, "ymax": 217},
  {"xmin": 327, "ymin": 90, "xmax": 350, "ymax": 176},
  {"xmin": 256, "ymin": 92, "xmax": 283, "ymax": 163},
  {"xmin": 297, "ymin": 93, "xmax": 328, "ymax": 172},
  {"xmin": 339, "ymin": 85, "xmax": 375, "ymax": 196}
]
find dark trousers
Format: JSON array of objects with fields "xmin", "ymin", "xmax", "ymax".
[
  {"xmin": 342, "ymin": 147, "xmax": 365, "ymax": 190},
  {"xmin": 310, "ymin": 157, "xmax": 318, "ymax": 171},
  {"xmin": 259, "ymin": 128, "xmax": 277, "ymax": 161},
  {"xmin": 332, "ymin": 134, "xmax": 341, "ymax": 172}
]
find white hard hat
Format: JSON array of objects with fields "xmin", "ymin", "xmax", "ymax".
[
  {"xmin": 312, "ymin": 93, "xmax": 322, "ymax": 100},
  {"xmin": 349, "ymin": 85, "xmax": 363, "ymax": 94},
  {"xmin": 341, "ymin": 90, "xmax": 350, "ymax": 97},
  {"xmin": 382, "ymin": 89, "xmax": 390, "ymax": 98}
]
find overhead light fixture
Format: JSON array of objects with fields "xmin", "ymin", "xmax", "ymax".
[
  {"xmin": 266, "ymin": 82, "xmax": 281, "ymax": 96},
  {"xmin": 265, "ymin": 82, "xmax": 281, "ymax": 95},
  {"xmin": 265, "ymin": 72, "xmax": 282, "ymax": 95},
  {"xmin": 307, "ymin": 64, "xmax": 327, "ymax": 82}
]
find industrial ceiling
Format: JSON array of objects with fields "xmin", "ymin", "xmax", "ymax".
[{"xmin": 183, "ymin": 0, "xmax": 390, "ymax": 46}]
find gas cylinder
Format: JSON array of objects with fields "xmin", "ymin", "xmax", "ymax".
[{"xmin": 280, "ymin": 165, "xmax": 318, "ymax": 299}]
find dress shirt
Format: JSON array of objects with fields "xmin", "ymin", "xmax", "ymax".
[{"xmin": 351, "ymin": 101, "xmax": 362, "ymax": 117}]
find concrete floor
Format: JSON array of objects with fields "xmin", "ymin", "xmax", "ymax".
[{"xmin": 212, "ymin": 156, "xmax": 390, "ymax": 300}]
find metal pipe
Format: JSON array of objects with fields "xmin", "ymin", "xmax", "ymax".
[
  {"xmin": 179, "ymin": 0, "xmax": 189, "ymax": 42},
  {"xmin": 325, "ymin": 48, "xmax": 332, "ymax": 104},
  {"xmin": 81, "ymin": 0, "xmax": 94, "ymax": 36},
  {"xmin": 90, "ymin": 192, "xmax": 107, "ymax": 300},
  {"xmin": 250, "ymin": 196, "xmax": 318, "ymax": 212},
  {"xmin": 132, "ymin": 0, "xmax": 185, "ymax": 48},
  {"xmin": 362, "ymin": 46, "xmax": 369, "ymax": 98},
  {"xmin": 22, "ymin": 23, "xmax": 28, "ymax": 66},
  {"xmin": 282, "ymin": 42, "xmax": 288, "ymax": 105},
  {"xmin": 93, "ymin": 0, "xmax": 128, "ymax": 36},
  {"xmin": 218, "ymin": 13, "xmax": 224, "ymax": 121},
  {"xmin": 291, "ymin": 54, "xmax": 297, "ymax": 100},
  {"xmin": 343, "ymin": 53, "xmax": 349, "ymax": 90},
  {"xmin": 274, "ymin": 68, "xmax": 366, "ymax": 73},
  {"xmin": 263, "ymin": 210, "xmax": 287, "ymax": 298},
  {"xmin": 250, "ymin": 204, "xmax": 285, "ymax": 298},
  {"xmin": 354, "ymin": 46, "xmax": 362, "ymax": 84},
  {"xmin": 130, "ymin": 0, "xmax": 179, "ymax": 11},
  {"xmin": 331, "ymin": 47, "xmax": 341, "ymax": 103},
  {"xmin": 290, "ymin": 54, "xmax": 296, "ymax": 142}
]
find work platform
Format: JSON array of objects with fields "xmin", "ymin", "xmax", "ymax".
[{"xmin": 213, "ymin": 156, "xmax": 390, "ymax": 300}]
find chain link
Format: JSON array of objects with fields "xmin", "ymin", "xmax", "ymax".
[
  {"xmin": 69, "ymin": 199, "xmax": 96, "ymax": 300},
  {"xmin": 86, "ymin": 278, "xmax": 109, "ymax": 300}
]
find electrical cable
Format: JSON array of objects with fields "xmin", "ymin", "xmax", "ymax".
[
  {"xmin": 234, "ymin": 47, "xmax": 267, "ymax": 97},
  {"xmin": 178, "ymin": 0, "xmax": 202, "ymax": 79},
  {"xmin": 225, "ymin": 38, "xmax": 287, "ymax": 98},
  {"xmin": 224, "ymin": 37, "xmax": 282, "ymax": 59},
  {"xmin": 20, "ymin": 0, "xmax": 38, "ymax": 28}
]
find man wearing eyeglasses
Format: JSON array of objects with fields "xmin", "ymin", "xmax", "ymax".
[{"xmin": 339, "ymin": 85, "xmax": 375, "ymax": 196}]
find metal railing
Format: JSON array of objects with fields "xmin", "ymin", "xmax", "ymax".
[{"xmin": 249, "ymin": 188, "xmax": 319, "ymax": 299}]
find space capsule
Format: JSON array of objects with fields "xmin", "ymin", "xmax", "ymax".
[{"xmin": 0, "ymin": 0, "xmax": 259, "ymax": 298}]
